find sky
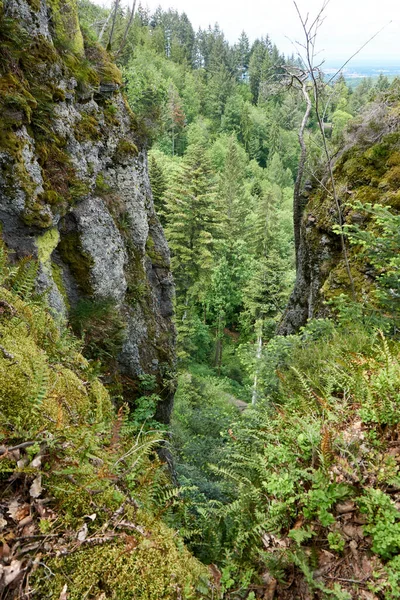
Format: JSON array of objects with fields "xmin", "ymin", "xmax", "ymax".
[{"xmin": 103, "ymin": 0, "xmax": 399, "ymax": 64}]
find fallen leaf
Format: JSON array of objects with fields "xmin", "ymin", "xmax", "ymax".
[
  {"xmin": 0, "ymin": 515, "xmax": 7, "ymax": 531},
  {"xmin": 30, "ymin": 475, "xmax": 43, "ymax": 499},
  {"xmin": 59, "ymin": 583, "xmax": 68, "ymax": 600},
  {"xmin": 7, "ymin": 500, "xmax": 20, "ymax": 521},
  {"xmin": 3, "ymin": 559, "xmax": 23, "ymax": 586},
  {"xmin": 30, "ymin": 454, "xmax": 42, "ymax": 469},
  {"xmin": 0, "ymin": 542, "xmax": 10, "ymax": 561},
  {"xmin": 18, "ymin": 515, "xmax": 33, "ymax": 528},
  {"xmin": 8, "ymin": 501, "xmax": 29, "ymax": 522},
  {"xmin": 336, "ymin": 501, "xmax": 355, "ymax": 514},
  {"xmin": 77, "ymin": 523, "xmax": 88, "ymax": 542},
  {"xmin": 209, "ymin": 564, "xmax": 221, "ymax": 587}
]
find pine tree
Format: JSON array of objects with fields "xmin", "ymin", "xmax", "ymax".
[
  {"xmin": 165, "ymin": 142, "xmax": 219, "ymax": 306},
  {"xmin": 149, "ymin": 155, "xmax": 167, "ymax": 224}
]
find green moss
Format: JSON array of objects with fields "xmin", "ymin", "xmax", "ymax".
[
  {"xmin": 36, "ymin": 228, "xmax": 71, "ymax": 307},
  {"xmin": 69, "ymin": 177, "xmax": 90, "ymax": 202},
  {"xmin": 84, "ymin": 40, "xmax": 122, "ymax": 86},
  {"xmin": 51, "ymin": 262, "xmax": 70, "ymax": 309},
  {"xmin": 36, "ymin": 142, "xmax": 90, "ymax": 211},
  {"xmin": 70, "ymin": 298, "xmax": 126, "ymax": 362},
  {"xmin": 58, "ymin": 232, "xmax": 93, "ymax": 295},
  {"xmin": 145, "ymin": 234, "xmax": 169, "ymax": 268},
  {"xmin": 38, "ymin": 189, "xmax": 64, "ymax": 206},
  {"xmin": 33, "ymin": 517, "xmax": 208, "ymax": 599},
  {"xmin": 47, "ymin": 0, "xmax": 84, "ymax": 56},
  {"xmin": 95, "ymin": 172, "xmax": 112, "ymax": 194},
  {"xmin": 103, "ymin": 100, "xmax": 120, "ymax": 127},
  {"xmin": 305, "ymin": 124, "xmax": 400, "ymax": 308},
  {"xmin": 74, "ymin": 112, "xmax": 101, "ymax": 142},
  {"xmin": 115, "ymin": 138, "xmax": 139, "ymax": 161},
  {"xmin": 36, "ymin": 227, "xmax": 60, "ymax": 265},
  {"xmin": 0, "ymin": 73, "xmax": 37, "ymax": 127},
  {"xmin": 25, "ymin": 0, "xmax": 41, "ymax": 11}
]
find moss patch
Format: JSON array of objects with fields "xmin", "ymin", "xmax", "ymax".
[
  {"xmin": 304, "ymin": 124, "xmax": 400, "ymax": 308},
  {"xmin": 47, "ymin": 0, "xmax": 84, "ymax": 56},
  {"xmin": 58, "ymin": 231, "xmax": 93, "ymax": 295}
]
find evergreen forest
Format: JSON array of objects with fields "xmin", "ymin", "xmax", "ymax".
[{"xmin": 0, "ymin": 0, "xmax": 400, "ymax": 597}]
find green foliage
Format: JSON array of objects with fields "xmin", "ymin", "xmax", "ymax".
[
  {"xmin": 71, "ymin": 298, "xmax": 126, "ymax": 362},
  {"xmin": 0, "ymin": 241, "xmax": 210, "ymax": 598},
  {"xmin": 341, "ymin": 202, "xmax": 400, "ymax": 331},
  {"xmin": 169, "ymin": 319, "xmax": 400, "ymax": 595},
  {"xmin": 359, "ymin": 489, "xmax": 400, "ymax": 559}
]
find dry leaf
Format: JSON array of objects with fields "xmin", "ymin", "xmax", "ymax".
[
  {"xmin": 30, "ymin": 475, "xmax": 43, "ymax": 499},
  {"xmin": 59, "ymin": 583, "xmax": 68, "ymax": 600},
  {"xmin": 0, "ymin": 542, "xmax": 11, "ymax": 561},
  {"xmin": 77, "ymin": 523, "xmax": 88, "ymax": 542},
  {"xmin": 31, "ymin": 454, "xmax": 42, "ymax": 469},
  {"xmin": 3, "ymin": 559, "xmax": 23, "ymax": 586},
  {"xmin": 336, "ymin": 501, "xmax": 355, "ymax": 514},
  {"xmin": 7, "ymin": 500, "xmax": 20, "ymax": 521},
  {"xmin": 8, "ymin": 501, "xmax": 29, "ymax": 522},
  {"xmin": 0, "ymin": 515, "xmax": 7, "ymax": 532},
  {"xmin": 209, "ymin": 564, "xmax": 221, "ymax": 588}
]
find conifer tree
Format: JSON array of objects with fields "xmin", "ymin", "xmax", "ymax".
[
  {"xmin": 164, "ymin": 142, "xmax": 219, "ymax": 311},
  {"xmin": 149, "ymin": 155, "xmax": 167, "ymax": 224}
]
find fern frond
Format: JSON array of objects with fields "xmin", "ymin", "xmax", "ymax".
[
  {"xmin": 291, "ymin": 367, "xmax": 317, "ymax": 405},
  {"xmin": 320, "ymin": 425, "xmax": 334, "ymax": 467},
  {"xmin": 29, "ymin": 361, "xmax": 49, "ymax": 415},
  {"xmin": 0, "ymin": 241, "xmax": 8, "ymax": 286},
  {"xmin": 11, "ymin": 258, "xmax": 38, "ymax": 300}
]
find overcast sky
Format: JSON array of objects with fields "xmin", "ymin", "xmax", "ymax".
[{"xmin": 103, "ymin": 0, "xmax": 399, "ymax": 63}]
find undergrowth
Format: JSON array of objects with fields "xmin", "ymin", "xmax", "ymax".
[{"xmin": 0, "ymin": 241, "xmax": 210, "ymax": 599}]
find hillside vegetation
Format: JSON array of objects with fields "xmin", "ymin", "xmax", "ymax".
[{"xmin": 1, "ymin": 0, "xmax": 400, "ymax": 598}]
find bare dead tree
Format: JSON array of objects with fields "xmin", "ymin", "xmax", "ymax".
[
  {"xmin": 288, "ymin": 0, "xmax": 357, "ymax": 296},
  {"xmin": 98, "ymin": 9, "xmax": 113, "ymax": 44},
  {"xmin": 116, "ymin": 0, "xmax": 137, "ymax": 56},
  {"xmin": 107, "ymin": 0, "xmax": 120, "ymax": 51},
  {"xmin": 281, "ymin": 65, "xmax": 312, "ymax": 267},
  {"xmin": 286, "ymin": 1, "xmax": 390, "ymax": 299}
]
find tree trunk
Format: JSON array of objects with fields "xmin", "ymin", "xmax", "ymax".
[
  {"xmin": 293, "ymin": 81, "xmax": 312, "ymax": 269},
  {"xmin": 98, "ymin": 8, "xmax": 113, "ymax": 44},
  {"xmin": 251, "ymin": 320, "xmax": 263, "ymax": 406},
  {"xmin": 117, "ymin": 0, "xmax": 137, "ymax": 56},
  {"xmin": 107, "ymin": 0, "xmax": 120, "ymax": 51}
]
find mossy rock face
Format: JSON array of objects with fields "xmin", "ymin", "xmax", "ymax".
[
  {"xmin": 58, "ymin": 230, "xmax": 94, "ymax": 296},
  {"xmin": 0, "ymin": 0, "xmax": 176, "ymax": 430},
  {"xmin": 280, "ymin": 99, "xmax": 400, "ymax": 334}
]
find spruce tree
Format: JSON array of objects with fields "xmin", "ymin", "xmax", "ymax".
[{"xmin": 149, "ymin": 155, "xmax": 167, "ymax": 224}]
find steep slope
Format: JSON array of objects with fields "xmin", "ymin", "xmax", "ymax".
[
  {"xmin": 279, "ymin": 91, "xmax": 400, "ymax": 334},
  {"xmin": 0, "ymin": 246, "xmax": 209, "ymax": 599},
  {"xmin": 0, "ymin": 0, "xmax": 175, "ymax": 420}
]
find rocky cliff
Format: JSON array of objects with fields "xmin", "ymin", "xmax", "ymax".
[
  {"xmin": 279, "ymin": 91, "xmax": 400, "ymax": 334},
  {"xmin": 0, "ymin": 0, "xmax": 175, "ymax": 420}
]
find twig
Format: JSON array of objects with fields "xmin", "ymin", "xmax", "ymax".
[
  {"xmin": 0, "ymin": 344, "xmax": 15, "ymax": 361},
  {"xmin": 0, "ymin": 440, "xmax": 36, "ymax": 456},
  {"xmin": 323, "ymin": 575, "xmax": 369, "ymax": 584},
  {"xmin": 115, "ymin": 521, "xmax": 147, "ymax": 535},
  {"xmin": 326, "ymin": 22, "xmax": 392, "ymax": 85}
]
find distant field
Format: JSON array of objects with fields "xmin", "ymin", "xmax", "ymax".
[{"xmin": 324, "ymin": 63, "xmax": 400, "ymax": 87}]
